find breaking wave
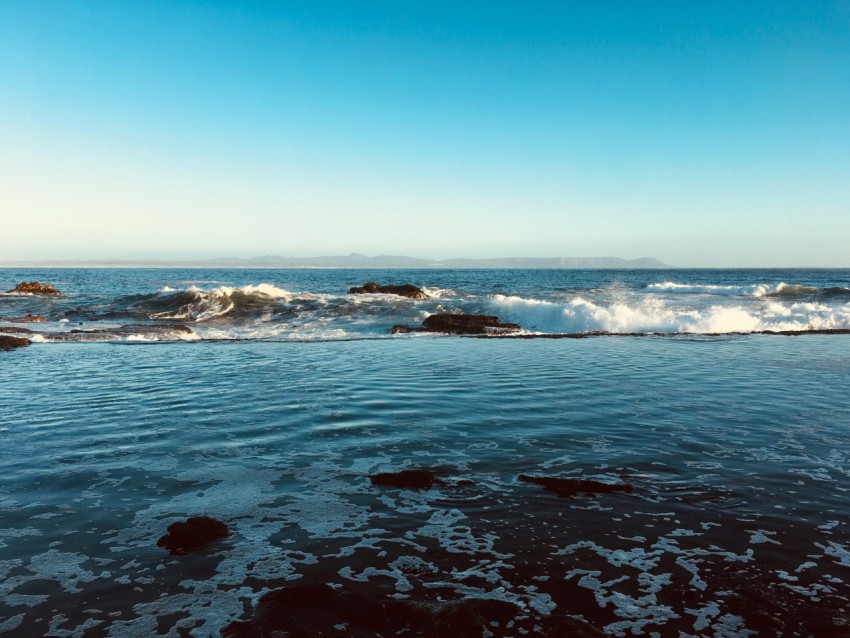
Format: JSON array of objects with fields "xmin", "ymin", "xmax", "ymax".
[
  {"xmin": 5, "ymin": 274, "xmax": 850, "ymax": 342},
  {"xmin": 490, "ymin": 295, "xmax": 850, "ymax": 335},
  {"xmin": 645, "ymin": 281, "xmax": 850, "ymax": 299},
  {"xmin": 125, "ymin": 284, "xmax": 316, "ymax": 322}
]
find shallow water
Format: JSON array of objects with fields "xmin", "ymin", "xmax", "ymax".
[{"xmin": 2, "ymin": 333, "xmax": 849, "ymax": 636}]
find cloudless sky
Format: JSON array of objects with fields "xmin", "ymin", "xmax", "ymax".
[{"xmin": 1, "ymin": 1, "xmax": 848, "ymax": 266}]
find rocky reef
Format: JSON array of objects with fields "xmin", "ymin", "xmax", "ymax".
[
  {"xmin": 221, "ymin": 581, "xmax": 603, "ymax": 638},
  {"xmin": 392, "ymin": 313, "xmax": 521, "ymax": 335},
  {"xmin": 6, "ymin": 281, "xmax": 62, "ymax": 296},
  {"xmin": 348, "ymin": 281, "xmax": 429, "ymax": 299},
  {"xmin": 0, "ymin": 335, "xmax": 32, "ymax": 350},
  {"xmin": 0, "ymin": 314, "xmax": 46, "ymax": 323}
]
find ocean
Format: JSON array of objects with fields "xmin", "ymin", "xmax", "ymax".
[{"xmin": 1, "ymin": 268, "xmax": 849, "ymax": 637}]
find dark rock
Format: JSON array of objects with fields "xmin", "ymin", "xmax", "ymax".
[
  {"xmin": 427, "ymin": 599, "xmax": 521, "ymax": 638},
  {"xmin": 422, "ymin": 314, "xmax": 521, "ymax": 335},
  {"xmin": 68, "ymin": 323, "xmax": 192, "ymax": 335},
  {"xmin": 0, "ymin": 335, "xmax": 31, "ymax": 350},
  {"xmin": 6, "ymin": 282, "xmax": 62, "ymax": 296},
  {"xmin": 756, "ymin": 328, "xmax": 850, "ymax": 336},
  {"xmin": 223, "ymin": 582, "xmax": 426, "ymax": 638},
  {"xmin": 221, "ymin": 582, "xmax": 536, "ymax": 638},
  {"xmin": 156, "ymin": 515, "xmax": 228, "ymax": 554},
  {"xmin": 518, "ymin": 474, "xmax": 633, "ymax": 497},
  {"xmin": 371, "ymin": 469, "xmax": 436, "ymax": 489},
  {"xmin": 2, "ymin": 314, "xmax": 46, "ymax": 323},
  {"xmin": 0, "ymin": 326, "xmax": 35, "ymax": 334},
  {"xmin": 348, "ymin": 281, "xmax": 429, "ymax": 299},
  {"xmin": 55, "ymin": 324, "xmax": 194, "ymax": 341}
]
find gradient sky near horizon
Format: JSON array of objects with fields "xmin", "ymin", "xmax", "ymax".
[{"xmin": 2, "ymin": 1, "xmax": 849, "ymax": 266}]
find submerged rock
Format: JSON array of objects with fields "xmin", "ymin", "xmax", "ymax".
[
  {"xmin": 348, "ymin": 281, "xmax": 429, "ymax": 299},
  {"xmin": 221, "ymin": 582, "xmax": 548, "ymax": 638},
  {"xmin": 426, "ymin": 599, "xmax": 521, "ymax": 638},
  {"xmin": 66, "ymin": 323, "xmax": 193, "ymax": 335},
  {"xmin": 156, "ymin": 515, "xmax": 228, "ymax": 554},
  {"xmin": 371, "ymin": 469, "xmax": 437, "ymax": 489},
  {"xmin": 6, "ymin": 281, "xmax": 62, "ymax": 296},
  {"xmin": 0, "ymin": 335, "xmax": 32, "ymax": 350},
  {"xmin": 518, "ymin": 474, "xmax": 633, "ymax": 497},
  {"xmin": 46, "ymin": 324, "xmax": 195, "ymax": 342},
  {"xmin": 222, "ymin": 582, "xmax": 422, "ymax": 638}
]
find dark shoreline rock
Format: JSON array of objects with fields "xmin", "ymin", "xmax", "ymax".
[
  {"xmin": 0, "ymin": 314, "xmax": 46, "ymax": 323},
  {"xmin": 156, "ymin": 515, "xmax": 229, "ymax": 555},
  {"xmin": 221, "ymin": 581, "xmax": 592, "ymax": 638},
  {"xmin": 6, "ymin": 281, "xmax": 62, "ymax": 296},
  {"xmin": 393, "ymin": 313, "xmax": 522, "ymax": 336},
  {"xmin": 348, "ymin": 281, "xmax": 429, "ymax": 299},
  {"xmin": 370, "ymin": 469, "xmax": 437, "ymax": 489},
  {"xmin": 68, "ymin": 323, "xmax": 193, "ymax": 335},
  {"xmin": 424, "ymin": 314, "xmax": 521, "ymax": 334},
  {"xmin": 0, "ymin": 335, "xmax": 32, "ymax": 350},
  {"xmin": 519, "ymin": 474, "xmax": 633, "ymax": 497},
  {"xmin": 754, "ymin": 328, "xmax": 850, "ymax": 336},
  {"xmin": 3, "ymin": 324, "xmax": 195, "ymax": 344}
]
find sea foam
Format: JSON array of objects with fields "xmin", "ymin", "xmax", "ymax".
[
  {"xmin": 645, "ymin": 281, "xmax": 822, "ymax": 297},
  {"xmin": 490, "ymin": 295, "xmax": 850, "ymax": 335}
]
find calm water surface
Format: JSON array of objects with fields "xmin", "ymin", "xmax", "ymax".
[{"xmin": 2, "ymin": 335, "xmax": 849, "ymax": 636}]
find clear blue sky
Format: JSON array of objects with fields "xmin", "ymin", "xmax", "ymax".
[{"xmin": 2, "ymin": 1, "xmax": 848, "ymax": 266}]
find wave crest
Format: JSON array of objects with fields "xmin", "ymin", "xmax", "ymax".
[
  {"xmin": 645, "ymin": 281, "xmax": 849, "ymax": 299},
  {"xmin": 132, "ymin": 284, "xmax": 311, "ymax": 322},
  {"xmin": 490, "ymin": 294, "xmax": 850, "ymax": 335}
]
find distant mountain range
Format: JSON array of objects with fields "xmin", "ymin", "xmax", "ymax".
[{"xmin": 3, "ymin": 254, "xmax": 671, "ymax": 269}]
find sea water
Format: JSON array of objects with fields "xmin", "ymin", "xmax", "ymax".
[{"xmin": 1, "ymin": 268, "xmax": 849, "ymax": 636}]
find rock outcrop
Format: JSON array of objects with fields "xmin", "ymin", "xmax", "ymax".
[
  {"xmin": 0, "ymin": 335, "xmax": 32, "ymax": 350},
  {"xmin": 221, "ymin": 581, "xmax": 588, "ymax": 638},
  {"xmin": 1, "ymin": 314, "xmax": 46, "ymax": 323},
  {"xmin": 392, "ymin": 313, "xmax": 521, "ymax": 335},
  {"xmin": 348, "ymin": 281, "xmax": 429, "ymax": 299},
  {"xmin": 68, "ymin": 323, "xmax": 193, "ymax": 335},
  {"xmin": 424, "ymin": 314, "xmax": 520, "ymax": 334},
  {"xmin": 518, "ymin": 474, "xmax": 633, "ymax": 497},
  {"xmin": 156, "ymin": 515, "xmax": 229, "ymax": 555},
  {"xmin": 6, "ymin": 282, "xmax": 62, "ymax": 296}
]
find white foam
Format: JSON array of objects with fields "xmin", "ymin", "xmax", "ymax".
[
  {"xmin": 420, "ymin": 287, "xmax": 453, "ymax": 299},
  {"xmin": 644, "ymin": 281, "xmax": 816, "ymax": 297},
  {"xmin": 490, "ymin": 295, "xmax": 850, "ymax": 335},
  {"xmin": 816, "ymin": 541, "xmax": 850, "ymax": 567}
]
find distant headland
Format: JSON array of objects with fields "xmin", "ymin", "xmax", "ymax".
[{"xmin": 2, "ymin": 254, "xmax": 671, "ymax": 269}]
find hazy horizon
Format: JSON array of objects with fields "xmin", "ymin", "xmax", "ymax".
[
  {"xmin": 2, "ymin": 2, "xmax": 848, "ymax": 267},
  {"xmin": 3, "ymin": 251, "xmax": 850, "ymax": 270}
]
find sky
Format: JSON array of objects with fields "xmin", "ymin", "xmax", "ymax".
[{"xmin": 1, "ymin": 1, "xmax": 848, "ymax": 267}]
